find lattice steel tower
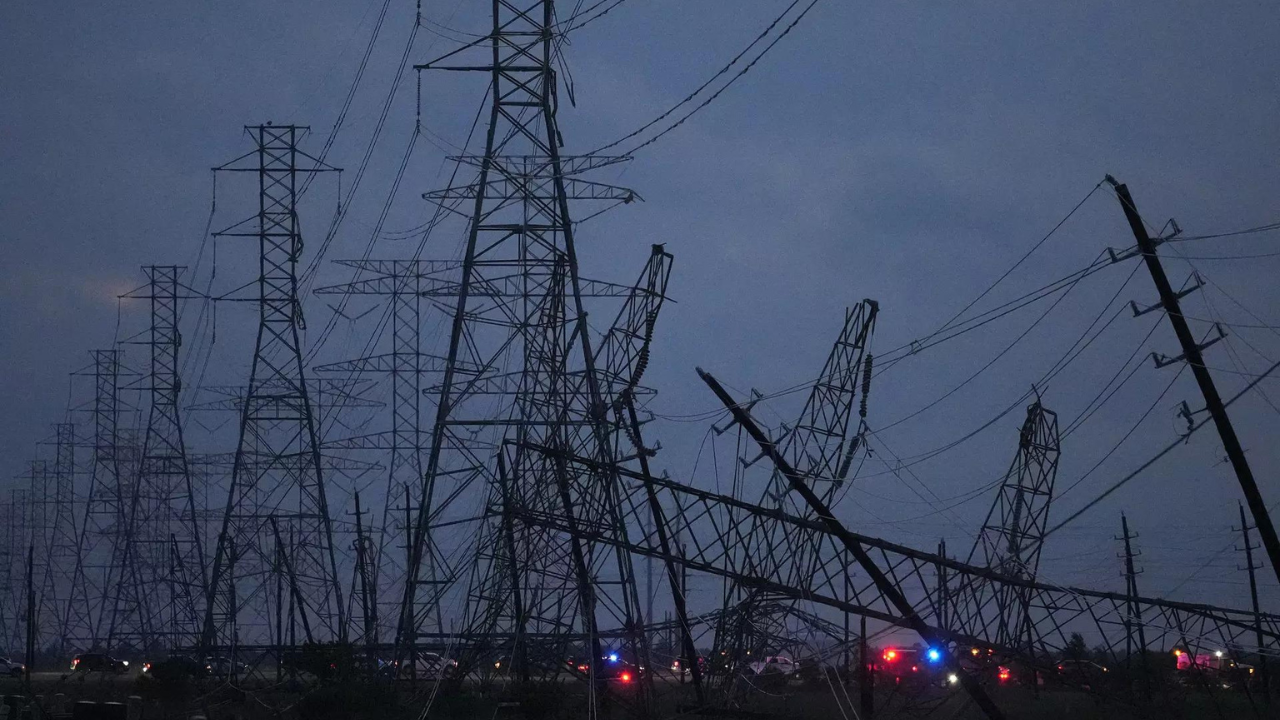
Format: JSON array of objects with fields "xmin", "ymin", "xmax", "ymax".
[
  {"xmin": 313, "ymin": 261, "xmax": 439, "ymax": 644},
  {"xmin": 118, "ymin": 266, "xmax": 207, "ymax": 650},
  {"xmin": 397, "ymin": 2, "xmax": 654, "ymax": 708},
  {"xmin": 40, "ymin": 422, "xmax": 80, "ymax": 653},
  {"xmin": 202, "ymin": 125, "xmax": 347, "ymax": 652},
  {"xmin": 67, "ymin": 349, "xmax": 141, "ymax": 650},
  {"xmin": 963, "ymin": 399, "xmax": 1060, "ymax": 648}
]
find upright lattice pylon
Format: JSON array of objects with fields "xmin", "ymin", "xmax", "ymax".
[
  {"xmin": 67, "ymin": 349, "xmax": 140, "ymax": 650},
  {"xmin": 39, "ymin": 423, "xmax": 80, "ymax": 654},
  {"xmin": 203, "ymin": 125, "xmax": 347, "ymax": 653},
  {"xmin": 1, "ymin": 491, "xmax": 30, "ymax": 652},
  {"xmin": 116, "ymin": 266, "xmax": 207, "ymax": 650},
  {"xmin": 397, "ymin": 2, "xmax": 652, "ymax": 707},
  {"xmin": 313, "ymin": 261, "xmax": 438, "ymax": 643}
]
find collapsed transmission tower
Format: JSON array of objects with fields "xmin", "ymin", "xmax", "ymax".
[
  {"xmin": 202, "ymin": 125, "xmax": 347, "ymax": 653},
  {"xmin": 397, "ymin": 3, "xmax": 657, "ymax": 710},
  {"xmin": 962, "ymin": 399, "xmax": 1059, "ymax": 649},
  {"xmin": 715, "ymin": 302, "xmax": 877, "ymax": 696}
]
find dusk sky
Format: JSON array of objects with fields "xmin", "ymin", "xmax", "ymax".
[{"xmin": 3, "ymin": 0, "xmax": 1280, "ymax": 621}]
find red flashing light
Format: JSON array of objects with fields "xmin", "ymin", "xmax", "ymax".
[
  {"xmin": 577, "ymin": 664, "xmax": 589, "ymax": 672},
  {"xmin": 911, "ymin": 665, "xmax": 918, "ymax": 672},
  {"xmin": 883, "ymin": 650, "xmax": 898, "ymax": 662},
  {"xmin": 621, "ymin": 672, "xmax": 632, "ymax": 683}
]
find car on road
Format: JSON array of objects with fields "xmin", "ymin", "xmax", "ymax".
[
  {"xmin": 394, "ymin": 652, "xmax": 458, "ymax": 680},
  {"xmin": 203, "ymin": 656, "xmax": 249, "ymax": 678},
  {"xmin": 142, "ymin": 655, "xmax": 208, "ymax": 682},
  {"xmin": 748, "ymin": 655, "xmax": 798, "ymax": 677},
  {"xmin": 0, "ymin": 657, "xmax": 25, "ymax": 678},
  {"xmin": 669, "ymin": 655, "xmax": 706, "ymax": 679},
  {"xmin": 70, "ymin": 653, "xmax": 129, "ymax": 674}
]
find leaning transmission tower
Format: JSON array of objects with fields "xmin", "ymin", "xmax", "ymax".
[{"xmin": 396, "ymin": 1, "xmax": 658, "ymax": 710}]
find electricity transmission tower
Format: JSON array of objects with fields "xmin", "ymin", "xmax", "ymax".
[
  {"xmin": 66, "ymin": 349, "xmax": 143, "ymax": 650},
  {"xmin": 313, "ymin": 260, "xmax": 440, "ymax": 643},
  {"xmin": 118, "ymin": 266, "xmax": 207, "ymax": 650},
  {"xmin": 714, "ymin": 302, "xmax": 877, "ymax": 697},
  {"xmin": 202, "ymin": 125, "xmax": 347, "ymax": 654},
  {"xmin": 33, "ymin": 423, "xmax": 80, "ymax": 654},
  {"xmin": 962, "ymin": 399, "xmax": 1059, "ymax": 650},
  {"xmin": 1, "ymin": 491, "xmax": 29, "ymax": 652},
  {"xmin": 397, "ymin": 3, "xmax": 655, "ymax": 709}
]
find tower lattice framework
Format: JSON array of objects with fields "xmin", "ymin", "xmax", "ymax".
[
  {"xmin": 39, "ymin": 422, "xmax": 80, "ymax": 653},
  {"xmin": 203, "ymin": 125, "xmax": 347, "ymax": 652},
  {"xmin": 117, "ymin": 265, "xmax": 208, "ymax": 650},
  {"xmin": 962, "ymin": 400, "xmax": 1060, "ymax": 649},
  {"xmin": 66, "ymin": 349, "xmax": 144, "ymax": 650},
  {"xmin": 397, "ymin": 2, "xmax": 655, "ymax": 708}
]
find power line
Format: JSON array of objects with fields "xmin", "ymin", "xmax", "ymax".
[
  {"xmin": 1165, "ymin": 221, "xmax": 1280, "ymax": 243},
  {"xmin": 1047, "ymin": 355, "xmax": 1280, "ymax": 539},
  {"xmin": 589, "ymin": 0, "xmax": 820, "ymax": 156}
]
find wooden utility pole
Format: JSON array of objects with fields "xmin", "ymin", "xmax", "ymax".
[
  {"xmin": 1238, "ymin": 502, "xmax": 1270, "ymax": 701},
  {"xmin": 859, "ymin": 614, "xmax": 873, "ymax": 719},
  {"xmin": 25, "ymin": 544, "xmax": 35, "ymax": 694},
  {"xmin": 1119, "ymin": 513, "xmax": 1149, "ymax": 699},
  {"xmin": 352, "ymin": 492, "xmax": 377, "ymax": 669},
  {"xmin": 1107, "ymin": 175, "xmax": 1280, "ymax": 588}
]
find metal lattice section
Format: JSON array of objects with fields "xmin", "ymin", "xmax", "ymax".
[
  {"xmin": 512, "ymin": 442, "xmax": 1280, "ymax": 677},
  {"xmin": 202, "ymin": 125, "xmax": 347, "ymax": 652}
]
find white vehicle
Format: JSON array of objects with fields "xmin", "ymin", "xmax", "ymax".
[
  {"xmin": 0, "ymin": 657, "xmax": 25, "ymax": 678},
  {"xmin": 399, "ymin": 652, "xmax": 458, "ymax": 680},
  {"xmin": 748, "ymin": 655, "xmax": 797, "ymax": 676}
]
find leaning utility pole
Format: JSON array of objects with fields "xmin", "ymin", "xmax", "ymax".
[
  {"xmin": 203, "ymin": 125, "xmax": 347, "ymax": 657},
  {"xmin": 1118, "ymin": 513, "xmax": 1149, "ymax": 698},
  {"xmin": 1237, "ymin": 502, "xmax": 1270, "ymax": 701},
  {"xmin": 1106, "ymin": 175, "xmax": 1280, "ymax": 587}
]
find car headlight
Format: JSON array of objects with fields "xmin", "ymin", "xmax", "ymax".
[{"xmin": 122, "ymin": 661, "xmax": 129, "ymax": 667}]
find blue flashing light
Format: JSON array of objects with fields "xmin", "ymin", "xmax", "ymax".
[
  {"xmin": 926, "ymin": 648, "xmax": 942, "ymax": 663},
  {"xmin": 608, "ymin": 653, "xmax": 619, "ymax": 663}
]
